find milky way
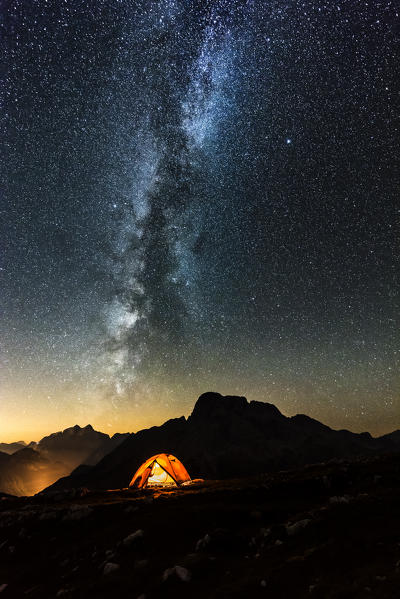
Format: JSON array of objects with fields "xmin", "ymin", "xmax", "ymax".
[{"xmin": 1, "ymin": 0, "xmax": 399, "ymax": 439}]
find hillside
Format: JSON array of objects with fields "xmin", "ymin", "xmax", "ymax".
[{"xmin": 0, "ymin": 453, "xmax": 399, "ymax": 598}]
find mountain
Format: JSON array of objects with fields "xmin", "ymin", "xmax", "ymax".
[
  {"xmin": 83, "ymin": 432, "xmax": 130, "ymax": 466},
  {"xmin": 0, "ymin": 441, "xmax": 27, "ymax": 454},
  {"xmin": 44, "ymin": 392, "xmax": 400, "ymax": 494},
  {"xmin": 378, "ymin": 429, "xmax": 400, "ymax": 444},
  {"xmin": 0, "ymin": 426, "xmax": 128, "ymax": 496},
  {"xmin": 37, "ymin": 424, "xmax": 110, "ymax": 470},
  {"xmin": 0, "ymin": 448, "xmax": 67, "ymax": 496}
]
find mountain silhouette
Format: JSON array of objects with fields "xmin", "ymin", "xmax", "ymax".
[
  {"xmin": 0, "ymin": 441, "xmax": 27, "ymax": 455},
  {"xmin": 0, "ymin": 425, "xmax": 129, "ymax": 496},
  {"xmin": 44, "ymin": 392, "xmax": 400, "ymax": 494}
]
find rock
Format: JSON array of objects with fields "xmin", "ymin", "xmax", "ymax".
[
  {"xmin": 175, "ymin": 566, "xmax": 192, "ymax": 582},
  {"xmin": 322, "ymin": 475, "xmax": 331, "ymax": 488},
  {"xmin": 196, "ymin": 528, "xmax": 247, "ymax": 554},
  {"xmin": 176, "ymin": 565, "xmax": 192, "ymax": 582},
  {"xmin": 63, "ymin": 505, "xmax": 93, "ymax": 521},
  {"xmin": 134, "ymin": 559, "xmax": 149, "ymax": 570},
  {"xmin": 195, "ymin": 533, "xmax": 211, "ymax": 551},
  {"xmin": 103, "ymin": 562, "xmax": 120, "ymax": 576},
  {"xmin": 162, "ymin": 567, "xmax": 174, "ymax": 581},
  {"xmin": 260, "ymin": 527, "xmax": 271, "ymax": 538},
  {"xmin": 285, "ymin": 519, "xmax": 311, "ymax": 536},
  {"xmin": 39, "ymin": 510, "xmax": 58, "ymax": 521},
  {"xmin": 49, "ymin": 487, "xmax": 89, "ymax": 501},
  {"xmin": 122, "ymin": 529, "xmax": 144, "ymax": 547},
  {"xmin": 46, "ymin": 488, "xmax": 88, "ymax": 502},
  {"xmin": 18, "ymin": 510, "xmax": 36, "ymax": 522},
  {"xmin": 309, "ymin": 584, "xmax": 317, "ymax": 593},
  {"xmin": 250, "ymin": 510, "xmax": 262, "ymax": 519},
  {"xmin": 105, "ymin": 550, "xmax": 116, "ymax": 560},
  {"xmin": 163, "ymin": 565, "xmax": 191, "ymax": 582},
  {"xmin": 329, "ymin": 495, "xmax": 350, "ymax": 504},
  {"xmin": 125, "ymin": 505, "xmax": 139, "ymax": 513}
]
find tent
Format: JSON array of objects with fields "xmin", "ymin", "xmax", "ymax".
[{"xmin": 129, "ymin": 453, "xmax": 191, "ymax": 489}]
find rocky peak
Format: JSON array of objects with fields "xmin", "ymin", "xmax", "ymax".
[
  {"xmin": 65, "ymin": 424, "xmax": 95, "ymax": 436},
  {"xmin": 248, "ymin": 400, "xmax": 283, "ymax": 419},
  {"xmin": 190, "ymin": 392, "xmax": 248, "ymax": 421}
]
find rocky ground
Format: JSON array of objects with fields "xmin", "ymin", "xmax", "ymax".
[{"xmin": 0, "ymin": 453, "xmax": 399, "ymax": 598}]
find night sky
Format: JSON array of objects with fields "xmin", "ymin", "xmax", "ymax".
[{"xmin": 1, "ymin": 0, "xmax": 399, "ymax": 441}]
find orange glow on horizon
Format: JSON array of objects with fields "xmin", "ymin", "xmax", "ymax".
[{"xmin": 1, "ymin": 381, "xmax": 398, "ymax": 443}]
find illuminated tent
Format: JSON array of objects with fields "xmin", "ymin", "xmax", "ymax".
[{"xmin": 129, "ymin": 453, "xmax": 191, "ymax": 489}]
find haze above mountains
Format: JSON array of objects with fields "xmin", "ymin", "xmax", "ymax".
[
  {"xmin": 1, "ymin": 393, "xmax": 399, "ymax": 497},
  {"xmin": 0, "ymin": 425, "xmax": 129, "ymax": 496}
]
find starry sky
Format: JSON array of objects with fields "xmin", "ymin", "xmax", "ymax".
[{"xmin": 1, "ymin": 0, "xmax": 399, "ymax": 442}]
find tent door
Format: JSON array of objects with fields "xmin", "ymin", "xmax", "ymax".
[{"xmin": 147, "ymin": 460, "xmax": 177, "ymax": 487}]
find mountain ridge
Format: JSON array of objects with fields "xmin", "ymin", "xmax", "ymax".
[
  {"xmin": 43, "ymin": 392, "xmax": 400, "ymax": 495},
  {"xmin": 2, "ymin": 393, "xmax": 399, "ymax": 497},
  {"xmin": 0, "ymin": 425, "xmax": 129, "ymax": 496}
]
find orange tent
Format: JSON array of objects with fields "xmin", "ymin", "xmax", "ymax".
[{"xmin": 129, "ymin": 453, "xmax": 191, "ymax": 489}]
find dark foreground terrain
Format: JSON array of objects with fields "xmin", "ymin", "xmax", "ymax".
[{"xmin": 1, "ymin": 454, "xmax": 400, "ymax": 598}]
